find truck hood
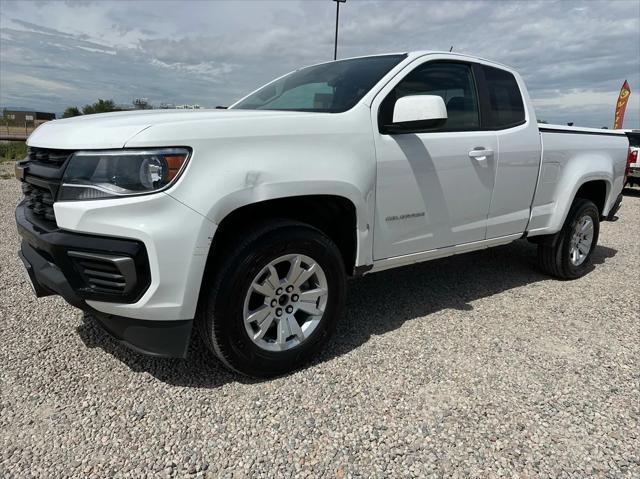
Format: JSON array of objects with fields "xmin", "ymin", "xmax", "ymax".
[{"xmin": 26, "ymin": 109, "xmax": 315, "ymax": 150}]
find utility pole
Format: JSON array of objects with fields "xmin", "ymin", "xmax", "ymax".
[{"xmin": 333, "ymin": 0, "xmax": 346, "ymax": 60}]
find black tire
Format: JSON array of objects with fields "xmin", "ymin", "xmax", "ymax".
[
  {"xmin": 537, "ymin": 198, "xmax": 600, "ymax": 279},
  {"xmin": 197, "ymin": 220, "xmax": 346, "ymax": 377}
]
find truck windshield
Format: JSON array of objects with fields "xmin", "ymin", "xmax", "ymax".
[{"xmin": 231, "ymin": 54, "xmax": 406, "ymax": 113}]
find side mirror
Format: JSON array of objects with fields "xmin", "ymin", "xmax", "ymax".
[{"xmin": 384, "ymin": 95, "xmax": 448, "ymax": 134}]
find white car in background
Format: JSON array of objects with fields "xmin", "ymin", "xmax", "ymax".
[{"xmin": 624, "ymin": 130, "xmax": 640, "ymax": 187}]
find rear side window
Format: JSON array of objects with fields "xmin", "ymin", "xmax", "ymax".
[{"xmin": 482, "ymin": 65, "xmax": 525, "ymax": 129}]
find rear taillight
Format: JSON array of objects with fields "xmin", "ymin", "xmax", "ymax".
[{"xmin": 626, "ymin": 149, "xmax": 638, "ymax": 178}]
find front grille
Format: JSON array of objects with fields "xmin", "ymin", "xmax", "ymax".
[
  {"xmin": 22, "ymin": 182, "xmax": 56, "ymax": 223},
  {"xmin": 68, "ymin": 251, "xmax": 137, "ymax": 296},
  {"xmin": 20, "ymin": 147, "xmax": 76, "ymax": 227},
  {"xmin": 27, "ymin": 147, "xmax": 73, "ymax": 167}
]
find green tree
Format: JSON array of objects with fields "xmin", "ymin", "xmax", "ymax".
[
  {"xmin": 62, "ymin": 106, "xmax": 82, "ymax": 118},
  {"xmin": 82, "ymin": 99, "xmax": 118, "ymax": 115}
]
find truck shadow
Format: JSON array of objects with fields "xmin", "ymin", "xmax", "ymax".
[
  {"xmin": 76, "ymin": 240, "xmax": 617, "ymax": 389},
  {"xmin": 320, "ymin": 240, "xmax": 616, "ymax": 367},
  {"xmin": 622, "ymin": 187, "xmax": 640, "ymax": 197}
]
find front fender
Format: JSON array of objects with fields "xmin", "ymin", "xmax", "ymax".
[
  {"xmin": 124, "ymin": 106, "xmax": 378, "ymax": 266},
  {"xmin": 209, "ymin": 179, "xmax": 369, "ymax": 228},
  {"xmin": 203, "ymin": 180, "xmax": 373, "ymax": 267}
]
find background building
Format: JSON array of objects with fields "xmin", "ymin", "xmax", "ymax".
[{"xmin": 2, "ymin": 110, "xmax": 56, "ymax": 126}]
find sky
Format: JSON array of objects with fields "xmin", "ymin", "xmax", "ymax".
[{"xmin": 0, "ymin": 0, "xmax": 639, "ymax": 128}]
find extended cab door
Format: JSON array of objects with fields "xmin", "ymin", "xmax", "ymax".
[
  {"xmin": 371, "ymin": 60, "xmax": 497, "ymax": 260},
  {"xmin": 476, "ymin": 65, "xmax": 542, "ymax": 239}
]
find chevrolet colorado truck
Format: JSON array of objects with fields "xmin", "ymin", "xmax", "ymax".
[{"xmin": 15, "ymin": 52, "xmax": 629, "ymax": 377}]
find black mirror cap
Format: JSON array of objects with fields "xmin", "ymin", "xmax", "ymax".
[{"xmin": 381, "ymin": 117, "xmax": 447, "ymax": 134}]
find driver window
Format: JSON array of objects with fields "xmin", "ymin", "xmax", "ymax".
[{"xmin": 381, "ymin": 62, "xmax": 480, "ymax": 131}]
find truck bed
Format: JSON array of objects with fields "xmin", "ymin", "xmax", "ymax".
[{"xmin": 527, "ymin": 124, "xmax": 629, "ymax": 237}]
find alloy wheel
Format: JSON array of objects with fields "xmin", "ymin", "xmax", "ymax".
[
  {"xmin": 569, "ymin": 215, "xmax": 594, "ymax": 266},
  {"xmin": 243, "ymin": 254, "xmax": 328, "ymax": 351}
]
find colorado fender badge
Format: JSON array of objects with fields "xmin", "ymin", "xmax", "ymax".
[{"xmin": 385, "ymin": 212, "xmax": 425, "ymax": 222}]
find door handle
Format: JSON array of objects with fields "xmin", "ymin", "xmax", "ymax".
[{"xmin": 468, "ymin": 148, "xmax": 494, "ymax": 161}]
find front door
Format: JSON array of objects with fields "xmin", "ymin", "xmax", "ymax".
[{"xmin": 372, "ymin": 60, "xmax": 497, "ymax": 260}]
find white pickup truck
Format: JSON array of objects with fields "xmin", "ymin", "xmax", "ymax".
[{"xmin": 16, "ymin": 52, "xmax": 629, "ymax": 377}]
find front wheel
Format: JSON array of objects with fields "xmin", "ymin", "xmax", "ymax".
[
  {"xmin": 537, "ymin": 198, "xmax": 600, "ymax": 279},
  {"xmin": 198, "ymin": 221, "xmax": 346, "ymax": 377}
]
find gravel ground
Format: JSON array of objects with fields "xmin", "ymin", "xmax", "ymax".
[
  {"xmin": 1, "ymin": 177, "xmax": 638, "ymax": 479},
  {"xmin": 0, "ymin": 161, "xmax": 15, "ymax": 178}
]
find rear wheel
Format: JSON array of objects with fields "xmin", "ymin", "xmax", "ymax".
[
  {"xmin": 198, "ymin": 221, "xmax": 346, "ymax": 377},
  {"xmin": 537, "ymin": 198, "xmax": 600, "ymax": 279}
]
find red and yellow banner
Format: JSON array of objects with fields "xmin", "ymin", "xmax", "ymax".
[{"xmin": 613, "ymin": 80, "xmax": 631, "ymax": 129}]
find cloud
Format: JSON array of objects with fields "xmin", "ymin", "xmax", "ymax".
[
  {"xmin": 0, "ymin": 0, "xmax": 638, "ymax": 127},
  {"xmin": 2, "ymin": 72, "xmax": 73, "ymax": 91},
  {"xmin": 9, "ymin": 18, "xmax": 77, "ymax": 38},
  {"xmin": 533, "ymin": 89, "xmax": 640, "ymax": 127}
]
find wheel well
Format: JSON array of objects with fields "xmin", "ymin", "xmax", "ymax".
[
  {"xmin": 575, "ymin": 180, "xmax": 607, "ymax": 216},
  {"xmin": 210, "ymin": 195, "xmax": 357, "ymax": 274}
]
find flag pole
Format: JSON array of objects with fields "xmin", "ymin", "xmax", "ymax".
[{"xmin": 333, "ymin": 0, "xmax": 346, "ymax": 60}]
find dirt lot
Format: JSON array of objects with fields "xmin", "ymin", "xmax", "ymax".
[{"xmin": 1, "ymin": 177, "xmax": 638, "ymax": 478}]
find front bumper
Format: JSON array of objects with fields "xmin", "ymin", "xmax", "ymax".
[
  {"xmin": 17, "ymin": 203, "xmax": 152, "ymax": 304},
  {"xmin": 16, "ymin": 202, "xmax": 193, "ymax": 358}
]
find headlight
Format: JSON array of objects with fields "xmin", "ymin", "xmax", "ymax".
[{"xmin": 58, "ymin": 148, "xmax": 190, "ymax": 201}]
